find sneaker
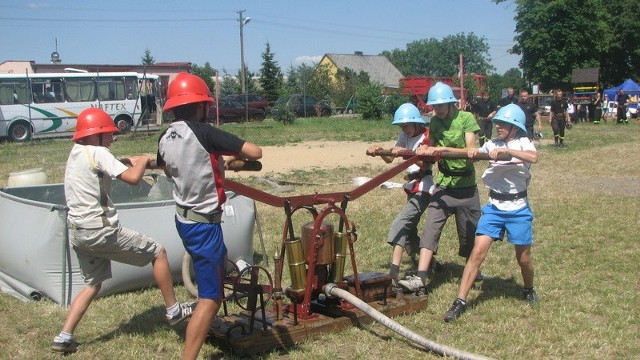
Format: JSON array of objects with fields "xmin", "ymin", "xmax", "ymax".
[
  {"xmin": 51, "ymin": 336, "xmax": 78, "ymax": 353},
  {"xmin": 443, "ymin": 298, "xmax": 467, "ymax": 322},
  {"xmin": 167, "ymin": 301, "xmax": 197, "ymax": 326},
  {"xmin": 475, "ymin": 271, "xmax": 491, "ymax": 282},
  {"xmin": 414, "ymin": 286, "xmax": 428, "ymax": 296},
  {"xmin": 397, "ymin": 275, "xmax": 424, "ymax": 292},
  {"xmin": 523, "ymin": 288, "xmax": 538, "ymax": 305}
]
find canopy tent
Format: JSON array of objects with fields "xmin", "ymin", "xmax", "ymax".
[{"xmin": 603, "ymin": 79, "xmax": 640, "ymax": 100}]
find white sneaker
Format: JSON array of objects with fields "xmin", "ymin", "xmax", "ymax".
[{"xmin": 397, "ymin": 275, "xmax": 424, "ymax": 292}]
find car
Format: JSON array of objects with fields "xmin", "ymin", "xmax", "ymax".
[
  {"xmin": 207, "ymin": 99, "xmax": 265, "ymax": 123},
  {"xmin": 223, "ymin": 94, "xmax": 270, "ymax": 113},
  {"xmin": 271, "ymin": 94, "xmax": 332, "ymax": 117}
]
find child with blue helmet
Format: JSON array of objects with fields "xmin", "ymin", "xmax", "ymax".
[
  {"xmin": 366, "ymin": 103, "xmax": 438, "ymax": 288},
  {"xmin": 443, "ymin": 104, "xmax": 539, "ymax": 322}
]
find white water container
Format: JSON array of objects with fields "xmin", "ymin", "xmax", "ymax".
[{"xmin": 7, "ymin": 168, "xmax": 48, "ymax": 187}]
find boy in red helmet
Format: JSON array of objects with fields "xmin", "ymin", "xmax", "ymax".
[
  {"xmin": 157, "ymin": 72, "xmax": 262, "ymax": 360},
  {"xmin": 51, "ymin": 108, "xmax": 195, "ymax": 354}
]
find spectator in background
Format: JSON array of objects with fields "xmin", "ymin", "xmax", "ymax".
[
  {"xmin": 475, "ymin": 92, "xmax": 497, "ymax": 147},
  {"xmin": 615, "ymin": 90, "xmax": 629, "ymax": 124},
  {"xmin": 517, "ymin": 90, "xmax": 541, "ymax": 140},
  {"xmin": 498, "ymin": 87, "xmax": 519, "ymax": 108},
  {"xmin": 590, "ymin": 92, "xmax": 602, "ymax": 124},
  {"xmin": 549, "ymin": 89, "xmax": 571, "ymax": 147}
]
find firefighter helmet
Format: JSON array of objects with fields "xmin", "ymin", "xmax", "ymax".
[
  {"xmin": 426, "ymin": 82, "xmax": 458, "ymax": 105},
  {"xmin": 163, "ymin": 72, "xmax": 215, "ymax": 111},
  {"xmin": 72, "ymin": 108, "xmax": 119, "ymax": 141},
  {"xmin": 392, "ymin": 103, "xmax": 426, "ymax": 125}
]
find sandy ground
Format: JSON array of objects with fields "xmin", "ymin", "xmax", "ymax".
[{"xmin": 230, "ymin": 140, "xmax": 395, "ymax": 176}]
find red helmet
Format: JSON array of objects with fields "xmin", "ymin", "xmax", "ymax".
[
  {"xmin": 163, "ymin": 72, "xmax": 214, "ymax": 111},
  {"xmin": 72, "ymin": 108, "xmax": 119, "ymax": 141}
]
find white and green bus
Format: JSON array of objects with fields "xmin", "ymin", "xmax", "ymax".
[{"xmin": 0, "ymin": 71, "xmax": 161, "ymax": 142}]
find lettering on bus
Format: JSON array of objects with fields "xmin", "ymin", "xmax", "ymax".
[{"xmin": 91, "ymin": 103, "xmax": 130, "ymax": 111}]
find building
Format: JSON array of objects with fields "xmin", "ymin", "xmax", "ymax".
[{"xmin": 318, "ymin": 52, "xmax": 404, "ymax": 92}]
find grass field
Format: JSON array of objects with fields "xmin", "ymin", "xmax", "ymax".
[{"xmin": 0, "ymin": 118, "xmax": 639, "ymax": 359}]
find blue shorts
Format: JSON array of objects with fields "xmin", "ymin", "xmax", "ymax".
[
  {"xmin": 476, "ymin": 203, "xmax": 534, "ymax": 246},
  {"xmin": 175, "ymin": 219, "xmax": 227, "ymax": 300}
]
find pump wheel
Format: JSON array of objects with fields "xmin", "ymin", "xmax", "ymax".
[
  {"xmin": 231, "ymin": 265, "xmax": 274, "ymax": 311},
  {"xmin": 181, "ymin": 252, "xmax": 241, "ymax": 299}
]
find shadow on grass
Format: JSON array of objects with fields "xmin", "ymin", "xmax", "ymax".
[{"xmin": 83, "ymin": 306, "xmax": 187, "ymax": 344}]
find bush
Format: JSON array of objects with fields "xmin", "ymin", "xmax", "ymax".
[
  {"xmin": 357, "ymin": 84, "xmax": 384, "ymax": 120},
  {"xmin": 272, "ymin": 100, "xmax": 296, "ymax": 124}
]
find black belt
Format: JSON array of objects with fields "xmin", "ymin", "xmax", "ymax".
[
  {"xmin": 176, "ymin": 204, "xmax": 222, "ymax": 223},
  {"xmin": 489, "ymin": 190, "xmax": 528, "ymax": 201},
  {"xmin": 438, "ymin": 161, "xmax": 474, "ymax": 177}
]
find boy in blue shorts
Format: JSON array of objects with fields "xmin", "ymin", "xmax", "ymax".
[
  {"xmin": 443, "ymin": 104, "xmax": 539, "ymax": 322},
  {"xmin": 157, "ymin": 73, "xmax": 262, "ymax": 360}
]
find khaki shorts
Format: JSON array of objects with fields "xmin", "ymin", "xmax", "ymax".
[{"xmin": 70, "ymin": 224, "xmax": 162, "ymax": 286}]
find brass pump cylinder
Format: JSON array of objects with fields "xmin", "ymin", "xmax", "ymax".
[
  {"xmin": 329, "ymin": 232, "xmax": 348, "ymax": 282},
  {"xmin": 301, "ymin": 221, "xmax": 335, "ymax": 266},
  {"xmin": 285, "ymin": 237, "xmax": 306, "ymax": 292}
]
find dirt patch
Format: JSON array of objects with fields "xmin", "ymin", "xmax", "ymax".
[{"xmin": 231, "ymin": 140, "xmax": 395, "ymax": 177}]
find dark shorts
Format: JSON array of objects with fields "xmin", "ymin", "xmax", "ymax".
[{"xmin": 419, "ymin": 185, "xmax": 481, "ymax": 257}]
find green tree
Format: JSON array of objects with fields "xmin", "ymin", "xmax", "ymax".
[
  {"xmin": 494, "ymin": 0, "xmax": 617, "ymax": 89},
  {"xmin": 141, "ymin": 48, "xmax": 155, "ymax": 65},
  {"xmin": 191, "ymin": 62, "xmax": 217, "ymax": 93},
  {"xmin": 259, "ymin": 42, "xmax": 284, "ymax": 104},
  {"xmin": 236, "ymin": 66, "xmax": 257, "ymax": 94},
  {"xmin": 219, "ymin": 68, "xmax": 238, "ymax": 98},
  {"xmin": 382, "ymin": 33, "xmax": 494, "ymax": 76},
  {"xmin": 600, "ymin": 0, "xmax": 640, "ymax": 84}
]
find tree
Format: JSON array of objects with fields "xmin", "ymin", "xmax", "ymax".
[
  {"xmin": 219, "ymin": 69, "xmax": 238, "ymax": 98},
  {"xmin": 492, "ymin": 0, "xmax": 640, "ymax": 89},
  {"xmin": 259, "ymin": 42, "xmax": 284, "ymax": 104},
  {"xmin": 191, "ymin": 62, "xmax": 217, "ymax": 93},
  {"xmin": 382, "ymin": 33, "xmax": 494, "ymax": 76},
  {"xmin": 141, "ymin": 48, "xmax": 155, "ymax": 65},
  {"xmin": 236, "ymin": 66, "xmax": 257, "ymax": 94}
]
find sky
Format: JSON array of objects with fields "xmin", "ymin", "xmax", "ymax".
[{"xmin": 0, "ymin": 1, "xmax": 521, "ymax": 76}]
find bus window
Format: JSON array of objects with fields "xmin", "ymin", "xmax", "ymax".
[
  {"xmin": 65, "ymin": 78, "xmax": 96, "ymax": 102},
  {"xmin": 0, "ymin": 79, "xmax": 29, "ymax": 105},
  {"xmin": 98, "ymin": 76, "xmax": 129, "ymax": 101}
]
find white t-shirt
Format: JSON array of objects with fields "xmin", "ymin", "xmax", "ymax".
[
  {"xmin": 64, "ymin": 144, "xmax": 128, "ymax": 228},
  {"xmin": 395, "ymin": 129, "xmax": 433, "ymax": 193},
  {"xmin": 478, "ymin": 137, "xmax": 536, "ymax": 211}
]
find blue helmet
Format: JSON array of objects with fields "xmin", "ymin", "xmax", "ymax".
[
  {"xmin": 392, "ymin": 103, "xmax": 426, "ymax": 125},
  {"xmin": 426, "ymin": 82, "xmax": 458, "ymax": 105},
  {"xmin": 492, "ymin": 104, "xmax": 526, "ymax": 133}
]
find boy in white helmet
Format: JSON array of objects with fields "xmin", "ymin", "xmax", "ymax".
[
  {"xmin": 367, "ymin": 103, "xmax": 437, "ymax": 288},
  {"xmin": 443, "ymin": 104, "xmax": 539, "ymax": 322}
]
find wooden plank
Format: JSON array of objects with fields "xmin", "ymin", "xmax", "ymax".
[{"xmin": 208, "ymin": 294, "xmax": 428, "ymax": 356}]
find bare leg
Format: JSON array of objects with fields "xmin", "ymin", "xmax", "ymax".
[
  {"xmin": 152, "ymin": 248, "xmax": 178, "ymax": 308},
  {"xmin": 61, "ymin": 283, "xmax": 101, "ymax": 334},
  {"xmin": 456, "ymin": 235, "xmax": 492, "ymax": 301},
  {"xmin": 182, "ymin": 298, "xmax": 222, "ymax": 360},
  {"xmin": 515, "ymin": 245, "xmax": 534, "ymax": 288}
]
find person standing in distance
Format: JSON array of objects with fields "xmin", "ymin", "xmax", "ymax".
[{"xmin": 157, "ymin": 73, "xmax": 262, "ymax": 360}]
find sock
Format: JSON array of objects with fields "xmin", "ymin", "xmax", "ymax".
[
  {"xmin": 389, "ymin": 264, "xmax": 400, "ymax": 279},
  {"xmin": 57, "ymin": 331, "xmax": 73, "ymax": 342},
  {"xmin": 523, "ymin": 287, "xmax": 534, "ymax": 293},
  {"xmin": 166, "ymin": 302, "xmax": 180, "ymax": 317},
  {"xmin": 417, "ymin": 271, "xmax": 428, "ymax": 286}
]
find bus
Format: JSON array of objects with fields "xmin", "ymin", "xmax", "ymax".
[{"xmin": 0, "ymin": 71, "xmax": 161, "ymax": 142}]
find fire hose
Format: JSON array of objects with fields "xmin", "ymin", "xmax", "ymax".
[{"xmin": 323, "ymin": 283, "xmax": 495, "ymax": 360}]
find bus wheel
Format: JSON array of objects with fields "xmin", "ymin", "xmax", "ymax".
[
  {"xmin": 9, "ymin": 121, "xmax": 31, "ymax": 142},
  {"xmin": 115, "ymin": 116, "xmax": 131, "ymax": 133}
]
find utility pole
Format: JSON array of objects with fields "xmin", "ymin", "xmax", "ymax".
[{"xmin": 237, "ymin": 10, "xmax": 251, "ymax": 121}]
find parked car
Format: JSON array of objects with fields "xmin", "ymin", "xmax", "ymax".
[
  {"xmin": 223, "ymin": 94, "xmax": 270, "ymax": 113},
  {"xmin": 207, "ymin": 99, "xmax": 265, "ymax": 123},
  {"xmin": 271, "ymin": 94, "xmax": 332, "ymax": 117}
]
